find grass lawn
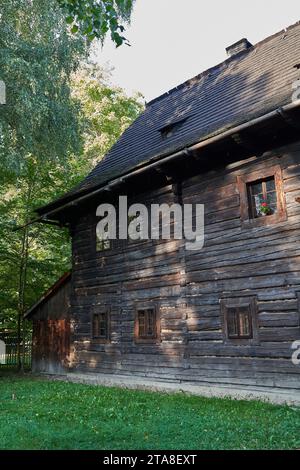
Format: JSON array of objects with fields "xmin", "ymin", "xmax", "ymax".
[{"xmin": 0, "ymin": 375, "xmax": 299, "ymax": 450}]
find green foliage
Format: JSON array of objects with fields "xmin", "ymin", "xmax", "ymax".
[
  {"xmin": 0, "ymin": 0, "xmax": 87, "ymax": 332},
  {"xmin": 71, "ymin": 63, "xmax": 144, "ymax": 176},
  {"xmin": 1, "ymin": 377, "xmax": 300, "ymax": 449},
  {"xmin": 0, "ymin": 0, "xmax": 87, "ymax": 174},
  {"xmin": 0, "ymin": 156, "xmax": 72, "ymax": 330},
  {"xmin": 57, "ymin": 0, "xmax": 135, "ymax": 46},
  {"xmin": 0, "ymin": 0, "xmax": 143, "ymax": 332}
]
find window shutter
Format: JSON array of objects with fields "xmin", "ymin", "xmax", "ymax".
[
  {"xmin": 227, "ymin": 307, "xmax": 239, "ymax": 338},
  {"xmin": 222, "ymin": 298, "xmax": 257, "ymax": 343},
  {"xmin": 92, "ymin": 312, "xmax": 109, "ymax": 341},
  {"xmin": 138, "ymin": 310, "xmax": 146, "ymax": 337},
  {"xmin": 238, "ymin": 306, "xmax": 252, "ymax": 338},
  {"xmin": 93, "ymin": 314, "xmax": 99, "ymax": 338},
  {"xmin": 135, "ymin": 307, "xmax": 158, "ymax": 341}
]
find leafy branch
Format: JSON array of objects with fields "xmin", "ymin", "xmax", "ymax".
[{"xmin": 57, "ymin": 0, "xmax": 135, "ymax": 46}]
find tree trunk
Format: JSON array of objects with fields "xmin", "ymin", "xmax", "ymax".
[
  {"xmin": 16, "ymin": 182, "xmax": 33, "ymax": 372},
  {"xmin": 17, "ymin": 224, "xmax": 29, "ymax": 372}
]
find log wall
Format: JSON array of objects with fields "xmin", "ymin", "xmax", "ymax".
[
  {"xmin": 71, "ymin": 142, "xmax": 300, "ymax": 389},
  {"xmin": 31, "ymin": 279, "xmax": 71, "ymax": 373}
]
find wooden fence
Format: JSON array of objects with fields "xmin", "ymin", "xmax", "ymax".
[{"xmin": 0, "ymin": 332, "xmax": 32, "ymax": 369}]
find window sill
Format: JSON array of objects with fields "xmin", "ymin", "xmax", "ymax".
[
  {"xmin": 223, "ymin": 338, "xmax": 260, "ymax": 346},
  {"xmin": 91, "ymin": 338, "xmax": 111, "ymax": 344},
  {"xmin": 241, "ymin": 211, "xmax": 287, "ymax": 229},
  {"xmin": 134, "ymin": 338, "xmax": 161, "ymax": 344}
]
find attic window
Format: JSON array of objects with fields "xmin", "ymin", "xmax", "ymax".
[{"xmin": 159, "ymin": 118, "xmax": 187, "ymax": 139}]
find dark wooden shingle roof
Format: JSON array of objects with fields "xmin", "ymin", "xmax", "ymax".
[{"xmin": 39, "ymin": 22, "xmax": 300, "ymax": 213}]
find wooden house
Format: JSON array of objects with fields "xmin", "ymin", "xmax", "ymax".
[
  {"xmin": 26, "ymin": 23, "xmax": 300, "ymax": 390},
  {"xmin": 25, "ymin": 273, "xmax": 71, "ymax": 373}
]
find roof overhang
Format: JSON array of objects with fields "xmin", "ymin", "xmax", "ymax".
[{"xmin": 21, "ymin": 99, "xmax": 300, "ymax": 230}]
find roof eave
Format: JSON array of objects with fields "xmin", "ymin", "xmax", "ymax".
[{"xmin": 35, "ymin": 99, "xmax": 300, "ymax": 222}]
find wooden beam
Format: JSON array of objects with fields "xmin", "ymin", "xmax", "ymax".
[
  {"xmin": 277, "ymin": 108, "xmax": 300, "ymax": 129},
  {"xmin": 154, "ymin": 166, "xmax": 174, "ymax": 182},
  {"xmin": 183, "ymin": 147, "xmax": 201, "ymax": 161},
  {"xmin": 13, "ymin": 217, "xmax": 65, "ymax": 231},
  {"xmin": 231, "ymin": 132, "xmax": 257, "ymax": 152}
]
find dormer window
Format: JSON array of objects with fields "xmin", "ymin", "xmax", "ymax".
[{"xmin": 159, "ymin": 118, "xmax": 188, "ymax": 139}]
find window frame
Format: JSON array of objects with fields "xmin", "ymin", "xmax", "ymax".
[
  {"xmin": 159, "ymin": 118, "xmax": 188, "ymax": 139},
  {"xmin": 247, "ymin": 176, "xmax": 277, "ymax": 220},
  {"xmin": 94, "ymin": 209, "xmax": 115, "ymax": 255},
  {"xmin": 220, "ymin": 297, "xmax": 259, "ymax": 345},
  {"xmin": 95, "ymin": 222, "xmax": 113, "ymax": 254},
  {"xmin": 96, "ymin": 237, "xmax": 112, "ymax": 253},
  {"xmin": 237, "ymin": 164, "xmax": 286, "ymax": 227},
  {"xmin": 134, "ymin": 304, "xmax": 160, "ymax": 344},
  {"xmin": 91, "ymin": 310, "xmax": 110, "ymax": 343}
]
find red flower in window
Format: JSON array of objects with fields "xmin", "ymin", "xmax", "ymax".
[{"xmin": 259, "ymin": 201, "xmax": 272, "ymax": 215}]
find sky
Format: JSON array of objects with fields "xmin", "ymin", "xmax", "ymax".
[{"xmin": 94, "ymin": 0, "xmax": 300, "ymax": 103}]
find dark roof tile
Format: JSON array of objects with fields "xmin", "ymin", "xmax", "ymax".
[{"xmin": 39, "ymin": 22, "xmax": 300, "ymax": 212}]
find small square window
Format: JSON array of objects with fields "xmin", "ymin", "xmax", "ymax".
[
  {"xmin": 247, "ymin": 176, "xmax": 278, "ymax": 219},
  {"xmin": 96, "ymin": 238, "xmax": 111, "ymax": 252},
  {"xmin": 220, "ymin": 297, "xmax": 258, "ymax": 345},
  {"xmin": 159, "ymin": 118, "xmax": 188, "ymax": 139},
  {"xmin": 92, "ymin": 312, "xmax": 109, "ymax": 341},
  {"xmin": 134, "ymin": 306, "xmax": 160, "ymax": 342},
  {"xmin": 237, "ymin": 164, "xmax": 286, "ymax": 227},
  {"xmin": 96, "ymin": 221, "xmax": 111, "ymax": 252},
  {"xmin": 227, "ymin": 306, "xmax": 252, "ymax": 339}
]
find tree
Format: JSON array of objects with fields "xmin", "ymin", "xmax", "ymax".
[
  {"xmin": 57, "ymin": 0, "xmax": 135, "ymax": 46},
  {"xmin": 70, "ymin": 63, "xmax": 144, "ymax": 176},
  {"xmin": 0, "ymin": 48, "xmax": 143, "ymax": 369},
  {"xmin": 0, "ymin": 0, "xmax": 87, "ymax": 369},
  {"xmin": 0, "ymin": 0, "xmax": 87, "ymax": 174}
]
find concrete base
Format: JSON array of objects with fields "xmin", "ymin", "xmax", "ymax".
[{"xmin": 42, "ymin": 372, "xmax": 300, "ymax": 406}]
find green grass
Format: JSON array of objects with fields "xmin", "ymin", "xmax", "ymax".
[{"xmin": 0, "ymin": 375, "xmax": 299, "ymax": 450}]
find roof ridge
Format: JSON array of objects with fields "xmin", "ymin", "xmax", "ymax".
[{"xmin": 146, "ymin": 20, "xmax": 300, "ymax": 108}]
